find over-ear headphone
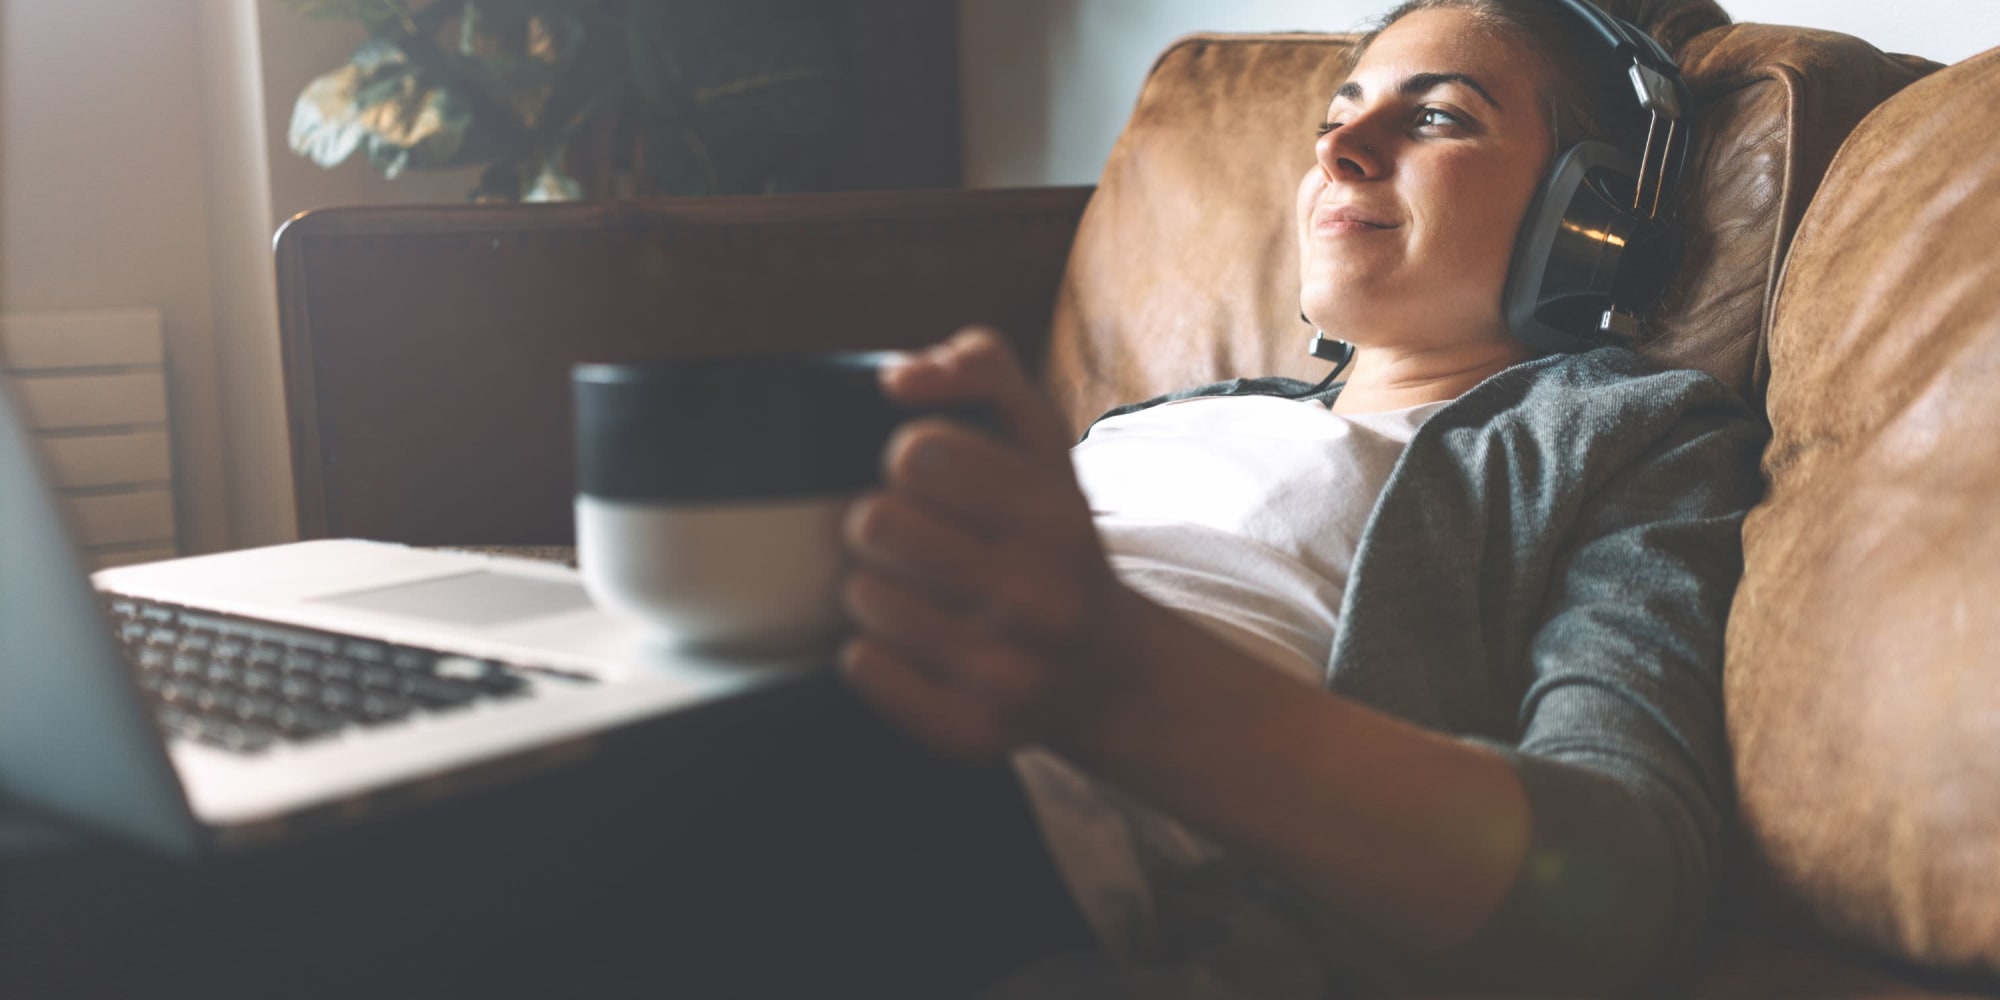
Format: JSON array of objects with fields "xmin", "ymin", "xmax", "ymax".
[
  {"xmin": 1503, "ymin": 0, "xmax": 1691, "ymax": 354},
  {"xmin": 1307, "ymin": 0, "xmax": 1692, "ymax": 369}
]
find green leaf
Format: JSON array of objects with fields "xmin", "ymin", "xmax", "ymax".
[
  {"xmin": 289, "ymin": 63, "xmax": 373, "ymax": 167},
  {"xmin": 359, "ymin": 83, "xmax": 478, "ymax": 177},
  {"xmin": 522, "ymin": 161, "xmax": 582, "ymax": 202},
  {"xmin": 289, "ymin": 37, "xmax": 480, "ymax": 177}
]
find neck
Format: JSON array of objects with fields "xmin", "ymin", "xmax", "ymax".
[{"xmin": 1327, "ymin": 337, "xmax": 1532, "ymax": 415}]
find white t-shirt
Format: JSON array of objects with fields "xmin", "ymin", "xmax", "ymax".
[
  {"xmin": 1078, "ymin": 392, "xmax": 1446, "ymax": 678},
  {"xmin": 1015, "ymin": 391, "xmax": 1446, "ymax": 987}
]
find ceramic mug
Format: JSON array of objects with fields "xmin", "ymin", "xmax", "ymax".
[{"xmin": 573, "ymin": 352, "xmax": 990, "ymax": 652}]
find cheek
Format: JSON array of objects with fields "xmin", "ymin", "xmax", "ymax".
[{"xmin": 1427, "ymin": 160, "xmax": 1541, "ymax": 277}]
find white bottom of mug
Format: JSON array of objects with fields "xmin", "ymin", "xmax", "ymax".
[{"xmin": 576, "ymin": 493, "xmax": 852, "ymax": 653}]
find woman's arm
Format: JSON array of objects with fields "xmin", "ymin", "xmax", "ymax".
[{"xmin": 839, "ymin": 328, "xmax": 1533, "ymax": 953}]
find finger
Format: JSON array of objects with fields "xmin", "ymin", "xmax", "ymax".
[
  {"xmin": 842, "ymin": 567, "xmax": 986, "ymax": 668},
  {"xmin": 843, "ymin": 571, "xmax": 1045, "ymax": 712},
  {"xmin": 882, "ymin": 328, "xmax": 1074, "ymax": 457},
  {"xmin": 844, "ymin": 491, "xmax": 1000, "ymax": 601},
  {"xmin": 881, "ymin": 419, "xmax": 1073, "ymax": 538},
  {"xmin": 839, "ymin": 637, "xmax": 1013, "ymax": 760}
]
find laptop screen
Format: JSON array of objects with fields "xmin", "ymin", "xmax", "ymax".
[{"xmin": 0, "ymin": 379, "xmax": 202, "ymax": 855}]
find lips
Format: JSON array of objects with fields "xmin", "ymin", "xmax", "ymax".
[{"xmin": 1313, "ymin": 204, "xmax": 1399, "ymax": 232}]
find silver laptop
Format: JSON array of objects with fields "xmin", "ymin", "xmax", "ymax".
[{"xmin": 0, "ymin": 381, "xmax": 816, "ymax": 856}]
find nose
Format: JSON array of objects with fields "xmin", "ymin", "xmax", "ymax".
[{"xmin": 1315, "ymin": 119, "xmax": 1387, "ymax": 181}]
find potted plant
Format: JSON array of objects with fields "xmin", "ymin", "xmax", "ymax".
[{"xmin": 285, "ymin": 0, "xmax": 851, "ymax": 200}]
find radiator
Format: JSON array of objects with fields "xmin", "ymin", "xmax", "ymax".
[{"xmin": 1, "ymin": 309, "xmax": 179, "ymax": 568}]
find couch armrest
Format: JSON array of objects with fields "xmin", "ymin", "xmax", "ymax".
[{"xmin": 274, "ymin": 187, "xmax": 1092, "ymax": 545}]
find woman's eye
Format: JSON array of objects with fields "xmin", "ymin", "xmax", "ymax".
[
  {"xmin": 1417, "ymin": 107, "xmax": 1463, "ymax": 130},
  {"xmin": 1316, "ymin": 121, "xmax": 1344, "ymax": 137}
]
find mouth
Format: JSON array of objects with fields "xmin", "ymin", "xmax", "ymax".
[{"xmin": 1312, "ymin": 205, "xmax": 1399, "ymax": 234}]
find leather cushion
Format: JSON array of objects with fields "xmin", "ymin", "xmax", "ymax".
[
  {"xmin": 1728, "ymin": 44, "xmax": 2000, "ymax": 981},
  {"xmin": 1658, "ymin": 24, "xmax": 1935, "ymax": 402},
  {"xmin": 1042, "ymin": 19, "xmax": 1931, "ymax": 434},
  {"xmin": 1043, "ymin": 32, "xmax": 1357, "ymax": 436}
]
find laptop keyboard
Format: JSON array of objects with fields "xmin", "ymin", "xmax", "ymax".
[{"xmin": 107, "ymin": 596, "xmax": 579, "ymax": 755}]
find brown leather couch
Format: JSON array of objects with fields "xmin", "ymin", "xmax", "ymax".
[{"xmin": 272, "ymin": 1, "xmax": 2000, "ymax": 995}]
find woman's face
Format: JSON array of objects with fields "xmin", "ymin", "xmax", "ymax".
[{"xmin": 1297, "ymin": 7, "xmax": 1556, "ymax": 350}]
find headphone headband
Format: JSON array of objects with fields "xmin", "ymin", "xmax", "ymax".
[
  {"xmin": 1538, "ymin": 0, "xmax": 1691, "ymax": 216},
  {"xmin": 1544, "ymin": 0, "xmax": 1679, "ymax": 80}
]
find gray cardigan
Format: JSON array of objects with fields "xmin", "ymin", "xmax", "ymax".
[{"xmin": 1092, "ymin": 347, "xmax": 1767, "ymax": 996}]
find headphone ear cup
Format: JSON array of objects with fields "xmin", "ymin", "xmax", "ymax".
[{"xmin": 1503, "ymin": 140, "xmax": 1656, "ymax": 355}]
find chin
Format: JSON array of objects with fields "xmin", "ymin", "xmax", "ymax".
[{"xmin": 1298, "ymin": 278, "xmax": 1373, "ymax": 332}]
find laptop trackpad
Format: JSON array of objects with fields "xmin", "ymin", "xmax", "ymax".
[{"xmin": 312, "ymin": 571, "xmax": 595, "ymax": 628}]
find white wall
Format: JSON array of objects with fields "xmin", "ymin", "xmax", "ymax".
[
  {"xmin": 0, "ymin": 1, "xmax": 478, "ymax": 555},
  {"xmin": 0, "ymin": 0, "xmax": 232, "ymax": 553},
  {"xmin": 960, "ymin": 0, "xmax": 2000, "ymax": 187}
]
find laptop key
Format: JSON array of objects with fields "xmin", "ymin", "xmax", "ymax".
[
  {"xmin": 278, "ymin": 674, "xmax": 319, "ymax": 702},
  {"xmin": 154, "ymin": 679, "xmax": 198, "ymax": 707},
  {"xmin": 355, "ymin": 664, "xmax": 401, "ymax": 690},
  {"xmin": 192, "ymin": 685, "xmax": 234, "ymax": 715},
  {"xmin": 389, "ymin": 647, "xmax": 434, "ymax": 671},
  {"xmin": 343, "ymin": 639, "xmax": 389, "ymax": 663},
  {"xmin": 231, "ymin": 693, "xmax": 284, "ymax": 726},
  {"xmin": 156, "ymin": 707, "xmax": 278, "ymax": 754},
  {"xmin": 317, "ymin": 657, "xmax": 359, "ymax": 685},
  {"xmin": 396, "ymin": 674, "xmax": 479, "ymax": 709},
  {"xmin": 435, "ymin": 657, "xmax": 528, "ymax": 697},
  {"xmin": 357, "ymin": 691, "xmax": 415, "ymax": 724},
  {"xmin": 271, "ymin": 704, "xmax": 345, "ymax": 740}
]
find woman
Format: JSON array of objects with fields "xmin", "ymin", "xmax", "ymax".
[{"xmin": 839, "ymin": 0, "xmax": 1763, "ymax": 995}]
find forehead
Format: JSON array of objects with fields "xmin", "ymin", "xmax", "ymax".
[{"xmin": 1339, "ymin": 7, "xmax": 1545, "ymax": 104}]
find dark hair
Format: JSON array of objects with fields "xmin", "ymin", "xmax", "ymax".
[{"xmin": 1352, "ymin": 0, "xmax": 1654, "ymax": 158}]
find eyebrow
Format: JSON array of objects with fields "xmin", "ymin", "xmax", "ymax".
[{"xmin": 1333, "ymin": 72, "xmax": 1502, "ymax": 110}]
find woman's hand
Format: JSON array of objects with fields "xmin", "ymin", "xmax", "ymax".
[{"xmin": 840, "ymin": 328, "xmax": 1151, "ymax": 761}]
